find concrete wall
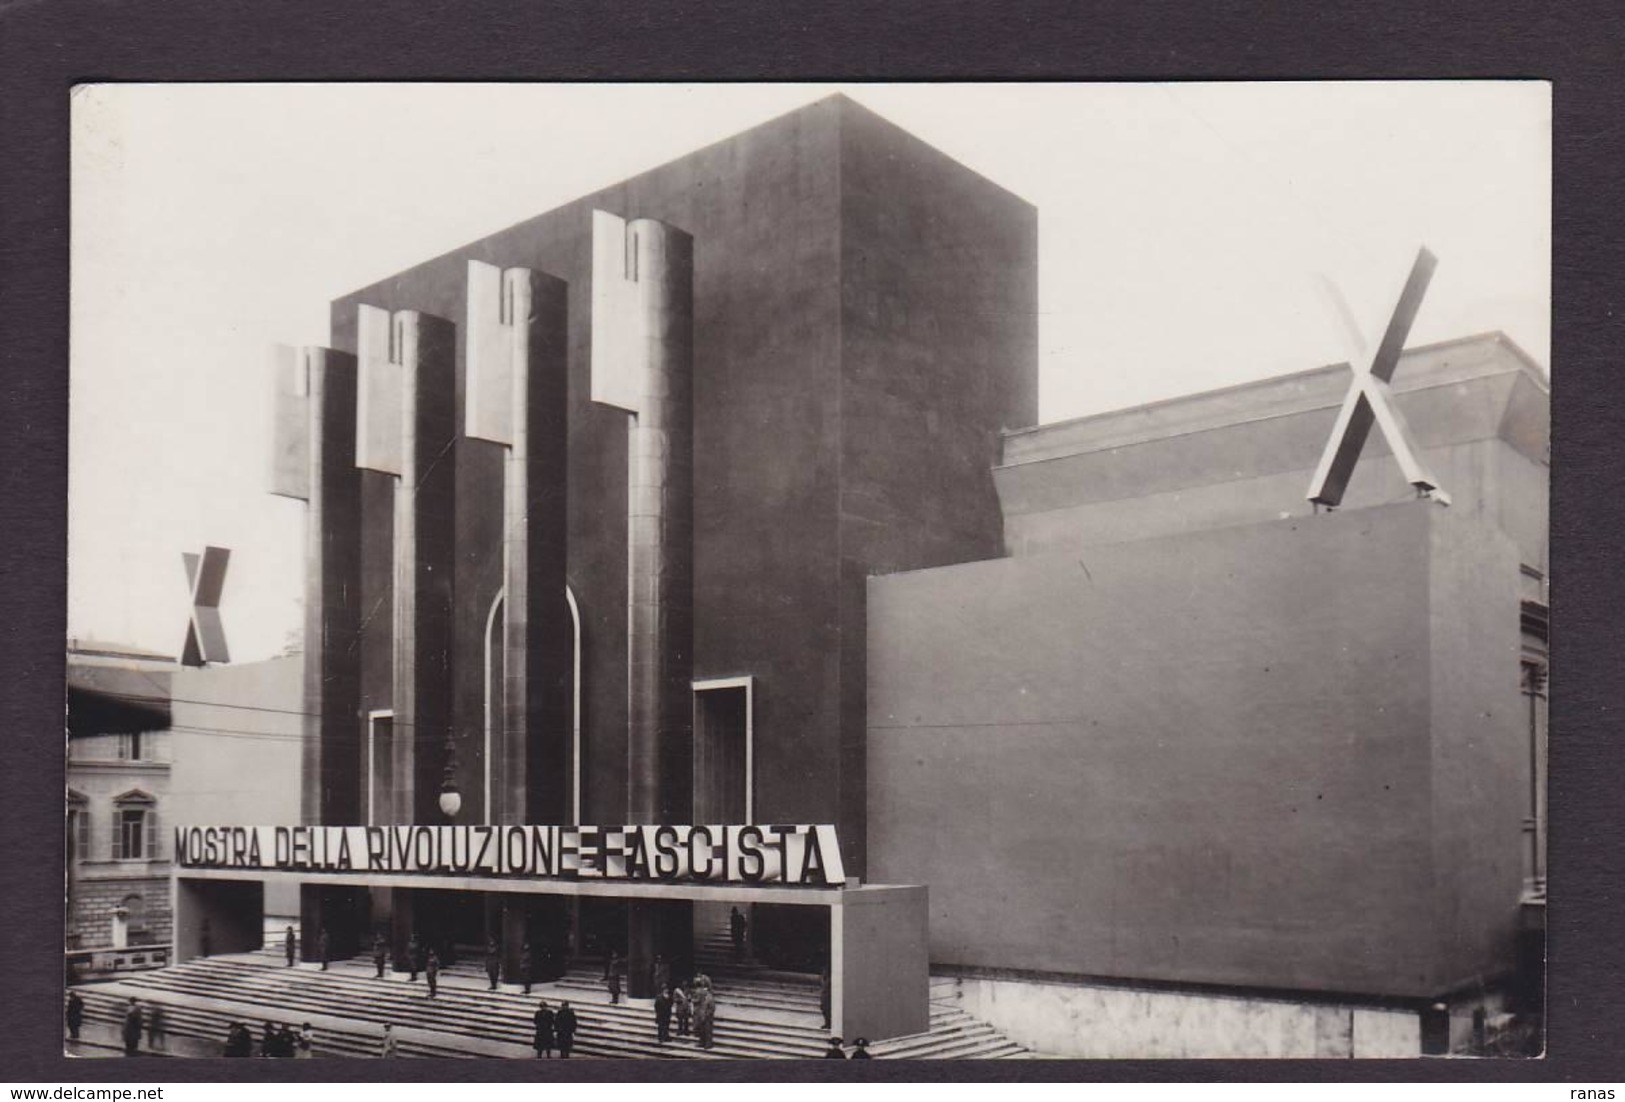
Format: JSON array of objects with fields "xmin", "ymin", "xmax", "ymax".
[
  {"xmin": 168, "ymin": 657, "xmax": 302, "ymax": 915},
  {"xmin": 835, "ymin": 106, "xmax": 1039, "ymax": 870},
  {"xmin": 1427, "ymin": 508, "xmax": 1526, "ymax": 991},
  {"xmin": 867, "ymin": 502, "xmax": 1526, "ymax": 999},
  {"xmin": 945, "ymin": 973, "xmax": 1419, "ymax": 1058},
  {"xmin": 328, "ymin": 96, "xmax": 1037, "ymax": 876},
  {"xmin": 833, "ymin": 885, "xmax": 930, "ymax": 1042},
  {"xmin": 997, "ymin": 337, "xmax": 1548, "ymax": 578}
]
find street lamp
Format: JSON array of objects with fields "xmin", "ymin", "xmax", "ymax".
[{"xmin": 438, "ymin": 727, "xmax": 462, "ymax": 819}]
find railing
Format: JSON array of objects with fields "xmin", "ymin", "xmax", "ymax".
[{"xmin": 67, "ymin": 944, "xmax": 172, "ymax": 977}]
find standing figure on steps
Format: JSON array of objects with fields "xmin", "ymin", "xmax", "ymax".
[
  {"xmin": 555, "ymin": 1001, "xmax": 578, "ymax": 1058},
  {"xmin": 318, "ymin": 927, "xmax": 330, "ymax": 971},
  {"xmin": 121, "ymin": 998, "xmax": 143, "ymax": 1056},
  {"xmin": 606, "ymin": 959, "xmax": 622, "ymax": 1005},
  {"xmin": 146, "ymin": 1003, "xmax": 166, "ymax": 1052},
  {"xmin": 373, "ymin": 932, "xmax": 388, "ymax": 979},
  {"xmin": 65, "ymin": 991, "xmax": 83, "ymax": 1041},
  {"xmin": 284, "ymin": 925, "xmax": 297, "ymax": 968},
  {"xmin": 408, "ymin": 932, "xmax": 423, "ymax": 982},
  {"xmin": 729, "ymin": 907, "xmax": 747, "ymax": 960},
  {"xmin": 486, "ymin": 938, "xmax": 501, "ymax": 991},
  {"xmin": 425, "ymin": 948, "xmax": 441, "ymax": 998},
  {"xmin": 532, "ymin": 1000, "xmax": 555, "ymax": 1058},
  {"xmin": 654, "ymin": 985, "xmax": 673, "ymax": 1045},
  {"xmin": 379, "ymin": 1023, "xmax": 398, "ymax": 1058},
  {"xmin": 693, "ymin": 977, "xmax": 716, "ymax": 1050},
  {"xmin": 673, "ymin": 982, "xmax": 692, "ymax": 1037},
  {"xmin": 520, "ymin": 942, "xmax": 533, "ymax": 995}
]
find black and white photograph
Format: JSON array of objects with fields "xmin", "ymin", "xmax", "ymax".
[{"xmin": 63, "ymin": 82, "xmax": 1549, "ymax": 1062}]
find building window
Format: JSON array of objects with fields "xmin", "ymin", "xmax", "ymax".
[
  {"xmin": 1521, "ymin": 595, "xmax": 1549, "ymax": 902},
  {"xmin": 118, "ymin": 732, "xmax": 143, "ymax": 761},
  {"xmin": 1521, "ymin": 659, "xmax": 1548, "ymax": 900},
  {"xmin": 111, "ymin": 790, "xmax": 158, "ymax": 861},
  {"xmin": 66, "ymin": 790, "xmax": 89, "ymax": 861},
  {"xmin": 122, "ymin": 894, "xmax": 149, "ymax": 944}
]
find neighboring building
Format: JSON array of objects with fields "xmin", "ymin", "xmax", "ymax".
[
  {"xmin": 167, "ymin": 655, "xmax": 304, "ymax": 926},
  {"xmin": 66, "ymin": 642, "xmax": 304, "ymax": 960},
  {"xmin": 66, "ymin": 641, "xmax": 175, "ymax": 956},
  {"xmin": 165, "ymin": 96, "xmax": 1547, "ymax": 1055},
  {"xmin": 866, "ymin": 332, "xmax": 1548, "ymax": 1056}
]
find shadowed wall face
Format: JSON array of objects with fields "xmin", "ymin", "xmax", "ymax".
[{"xmin": 867, "ymin": 503, "xmax": 1524, "ymax": 998}]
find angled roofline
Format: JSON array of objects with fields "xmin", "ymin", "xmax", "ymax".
[{"xmin": 1006, "ymin": 331, "xmax": 1545, "ymax": 444}]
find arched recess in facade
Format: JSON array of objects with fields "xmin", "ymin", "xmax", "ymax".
[{"xmin": 482, "ymin": 585, "xmax": 582, "ymax": 825}]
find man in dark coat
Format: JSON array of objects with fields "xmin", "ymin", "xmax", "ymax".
[
  {"xmin": 654, "ymin": 985, "xmax": 673, "ymax": 1045},
  {"xmin": 729, "ymin": 907, "xmax": 746, "ymax": 959},
  {"xmin": 147, "ymin": 1003, "xmax": 166, "ymax": 1052},
  {"xmin": 318, "ymin": 927, "xmax": 331, "ymax": 971},
  {"xmin": 823, "ymin": 1036, "xmax": 847, "ymax": 1059},
  {"xmin": 606, "ymin": 957, "xmax": 622, "ymax": 1005},
  {"xmin": 425, "ymin": 949, "xmax": 441, "ymax": 998},
  {"xmin": 602, "ymin": 947, "xmax": 619, "ymax": 980},
  {"xmin": 555, "ymin": 1001, "xmax": 578, "ymax": 1058},
  {"xmin": 408, "ymin": 932, "xmax": 423, "ymax": 982},
  {"xmin": 532, "ymin": 1000, "xmax": 555, "ymax": 1058},
  {"xmin": 222, "ymin": 1022, "xmax": 244, "ymax": 1057},
  {"xmin": 485, "ymin": 938, "xmax": 501, "ymax": 991},
  {"xmin": 372, "ymin": 932, "xmax": 388, "ymax": 979},
  {"xmin": 65, "ymin": 991, "xmax": 84, "ymax": 1040},
  {"xmin": 284, "ymin": 925, "xmax": 297, "ymax": 967},
  {"xmin": 519, "ymin": 942, "xmax": 533, "ymax": 996},
  {"xmin": 121, "ymin": 999, "xmax": 142, "ymax": 1056}
]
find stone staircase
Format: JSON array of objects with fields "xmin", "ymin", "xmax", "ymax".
[{"xmin": 70, "ymin": 947, "xmax": 1030, "ymax": 1060}]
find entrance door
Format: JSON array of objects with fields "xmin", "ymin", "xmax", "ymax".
[
  {"xmin": 367, "ymin": 711, "xmax": 394, "ymax": 825},
  {"xmin": 693, "ymin": 678, "xmax": 751, "ymax": 823}
]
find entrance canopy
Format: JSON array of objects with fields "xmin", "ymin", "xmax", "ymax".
[{"xmin": 177, "ymin": 865, "xmax": 883, "ymax": 907}]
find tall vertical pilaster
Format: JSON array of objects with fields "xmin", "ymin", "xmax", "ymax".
[
  {"xmin": 466, "ymin": 262, "xmax": 571, "ymax": 826},
  {"xmin": 358, "ymin": 306, "xmax": 457, "ymax": 823},
  {"xmin": 592, "ymin": 211, "xmax": 696, "ymax": 995},
  {"xmin": 270, "ymin": 344, "xmax": 360, "ymax": 827}
]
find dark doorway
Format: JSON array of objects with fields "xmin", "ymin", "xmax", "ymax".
[
  {"xmin": 693, "ymin": 680, "xmax": 750, "ymax": 822},
  {"xmin": 367, "ymin": 711, "xmax": 394, "ymax": 825},
  {"xmin": 412, "ymin": 889, "xmax": 488, "ymax": 966}
]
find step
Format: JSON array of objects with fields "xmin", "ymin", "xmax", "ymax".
[
  {"xmin": 69, "ymin": 953, "xmax": 1029, "ymax": 1060},
  {"xmin": 103, "ymin": 964, "xmax": 829, "ymax": 1060}
]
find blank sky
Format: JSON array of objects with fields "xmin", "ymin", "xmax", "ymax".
[{"xmin": 68, "ymin": 82, "xmax": 1550, "ymax": 661}]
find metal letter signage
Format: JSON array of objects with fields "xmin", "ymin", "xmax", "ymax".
[
  {"xmin": 175, "ymin": 824, "xmax": 848, "ymax": 887},
  {"xmin": 1306, "ymin": 247, "xmax": 1449, "ymax": 508},
  {"xmin": 179, "ymin": 546, "xmax": 231, "ymax": 666}
]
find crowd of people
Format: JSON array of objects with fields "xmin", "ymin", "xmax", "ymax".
[
  {"xmin": 220, "ymin": 1019, "xmax": 314, "ymax": 1057},
  {"xmin": 68, "ymin": 908, "xmax": 881, "ymax": 1060}
]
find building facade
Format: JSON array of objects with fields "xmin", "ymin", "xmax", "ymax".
[
  {"xmin": 66, "ymin": 643, "xmax": 175, "ymax": 959},
  {"xmin": 866, "ymin": 333, "xmax": 1548, "ymax": 1055},
  {"xmin": 162, "ymin": 96, "xmax": 1547, "ymax": 1056}
]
